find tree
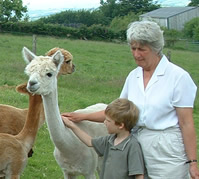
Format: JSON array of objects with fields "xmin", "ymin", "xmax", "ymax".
[
  {"xmin": 188, "ymin": 0, "xmax": 199, "ymax": 6},
  {"xmin": 37, "ymin": 9, "xmax": 109, "ymax": 27},
  {"xmin": 0, "ymin": 0, "xmax": 27, "ymax": 23},
  {"xmin": 99, "ymin": 0, "xmax": 120, "ymax": 19},
  {"xmin": 99, "ymin": 0, "xmax": 160, "ymax": 18},
  {"xmin": 193, "ymin": 25, "xmax": 199, "ymax": 41},
  {"xmin": 183, "ymin": 17, "xmax": 199, "ymax": 38},
  {"xmin": 110, "ymin": 12, "xmax": 139, "ymax": 32},
  {"xmin": 118, "ymin": 0, "xmax": 160, "ymax": 15}
]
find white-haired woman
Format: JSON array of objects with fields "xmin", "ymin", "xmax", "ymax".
[{"xmin": 62, "ymin": 21, "xmax": 199, "ymax": 178}]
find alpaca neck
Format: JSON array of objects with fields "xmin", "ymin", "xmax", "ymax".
[
  {"xmin": 42, "ymin": 86, "xmax": 69, "ymax": 149},
  {"xmin": 38, "ymin": 104, "xmax": 45, "ymax": 129},
  {"xmin": 16, "ymin": 94, "xmax": 42, "ymax": 152},
  {"xmin": 24, "ymin": 103, "xmax": 45, "ymax": 129}
]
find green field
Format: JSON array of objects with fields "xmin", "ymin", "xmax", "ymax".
[{"xmin": 0, "ymin": 33, "xmax": 198, "ymax": 178}]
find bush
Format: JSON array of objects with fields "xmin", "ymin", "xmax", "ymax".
[
  {"xmin": 109, "ymin": 12, "xmax": 139, "ymax": 32},
  {"xmin": 0, "ymin": 21, "xmax": 126, "ymax": 42},
  {"xmin": 193, "ymin": 25, "xmax": 199, "ymax": 41},
  {"xmin": 183, "ymin": 17, "xmax": 199, "ymax": 39},
  {"xmin": 163, "ymin": 28, "xmax": 182, "ymax": 47}
]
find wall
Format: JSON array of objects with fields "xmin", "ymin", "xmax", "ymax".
[{"xmin": 139, "ymin": 7, "xmax": 199, "ymax": 31}]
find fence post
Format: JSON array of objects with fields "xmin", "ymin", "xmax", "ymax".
[
  {"xmin": 32, "ymin": 34, "xmax": 37, "ymax": 54},
  {"xmin": 166, "ymin": 50, "xmax": 171, "ymax": 62}
]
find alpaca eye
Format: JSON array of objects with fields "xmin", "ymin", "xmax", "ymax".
[
  {"xmin": 47, "ymin": 73, "xmax": 52, "ymax": 77},
  {"xmin": 66, "ymin": 60, "xmax": 71, "ymax": 64}
]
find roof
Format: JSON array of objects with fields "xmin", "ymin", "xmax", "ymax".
[{"xmin": 140, "ymin": 7, "xmax": 197, "ymax": 18}]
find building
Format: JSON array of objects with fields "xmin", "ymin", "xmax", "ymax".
[{"xmin": 139, "ymin": 7, "xmax": 199, "ymax": 31}]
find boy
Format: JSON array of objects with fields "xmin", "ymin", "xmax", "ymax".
[{"xmin": 62, "ymin": 98, "xmax": 144, "ymax": 179}]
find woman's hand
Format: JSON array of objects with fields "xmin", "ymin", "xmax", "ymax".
[
  {"xmin": 176, "ymin": 107, "xmax": 199, "ymax": 179},
  {"xmin": 62, "ymin": 110, "xmax": 105, "ymax": 123},
  {"xmin": 189, "ymin": 163, "xmax": 199, "ymax": 179},
  {"xmin": 61, "ymin": 112, "xmax": 86, "ymax": 122}
]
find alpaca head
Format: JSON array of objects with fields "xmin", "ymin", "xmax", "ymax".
[
  {"xmin": 46, "ymin": 47, "xmax": 75, "ymax": 75},
  {"xmin": 22, "ymin": 47, "xmax": 64, "ymax": 95}
]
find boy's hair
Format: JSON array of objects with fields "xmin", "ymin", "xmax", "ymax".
[{"xmin": 105, "ymin": 98, "xmax": 139, "ymax": 132}]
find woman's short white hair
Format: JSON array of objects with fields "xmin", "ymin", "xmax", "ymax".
[{"xmin": 127, "ymin": 20, "xmax": 164, "ymax": 56}]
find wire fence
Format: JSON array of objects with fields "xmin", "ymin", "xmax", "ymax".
[{"xmin": 171, "ymin": 39, "xmax": 199, "ymax": 52}]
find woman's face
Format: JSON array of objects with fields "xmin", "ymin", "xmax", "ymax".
[{"xmin": 130, "ymin": 42, "xmax": 159, "ymax": 71}]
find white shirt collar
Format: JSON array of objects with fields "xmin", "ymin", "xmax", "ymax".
[{"xmin": 136, "ymin": 55, "xmax": 169, "ymax": 78}]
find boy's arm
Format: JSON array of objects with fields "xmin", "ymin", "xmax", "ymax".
[{"xmin": 62, "ymin": 116, "xmax": 93, "ymax": 147}]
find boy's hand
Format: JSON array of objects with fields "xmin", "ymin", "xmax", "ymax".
[
  {"xmin": 61, "ymin": 115, "xmax": 93, "ymax": 147},
  {"xmin": 62, "ymin": 116, "xmax": 75, "ymax": 128}
]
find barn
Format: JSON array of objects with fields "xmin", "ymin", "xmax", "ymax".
[{"xmin": 139, "ymin": 6, "xmax": 199, "ymax": 31}]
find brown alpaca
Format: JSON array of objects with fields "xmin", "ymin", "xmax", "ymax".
[
  {"xmin": 0, "ymin": 47, "xmax": 75, "ymax": 157},
  {"xmin": 0, "ymin": 83, "xmax": 42, "ymax": 179},
  {"xmin": 46, "ymin": 47, "xmax": 75, "ymax": 75}
]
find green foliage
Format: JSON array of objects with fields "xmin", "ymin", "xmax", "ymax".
[
  {"xmin": 163, "ymin": 28, "xmax": 182, "ymax": 47},
  {"xmin": 87, "ymin": 24, "xmax": 115, "ymax": 40},
  {"xmin": 0, "ymin": 21, "xmax": 78, "ymax": 37},
  {"xmin": 109, "ymin": 12, "xmax": 139, "ymax": 32},
  {"xmin": 118, "ymin": 0, "xmax": 160, "ymax": 15},
  {"xmin": 99, "ymin": 0, "xmax": 160, "ymax": 18},
  {"xmin": 0, "ymin": 0, "xmax": 27, "ymax": 23},
  {"xmin": 0, "ymin": 21, "xmax": 126, "ymax": 41},
  {"xmin": 37, "ymin": 9, "xmax": 109, "ymax": 27},
  {"xmin": 188, "ymin": 0, "xmax": 199, "ymax": 6},
  {"xmin": 36, "ymin": 0, "xmax": 160, "ymax": 28},
  {"xmin": 99, "ymin": 0, "xmax": 120, "ymax": 18},
  {"xmin": 183, "ymin": 17, "xmax": 199, "ymax": 39},
  {"xmin": 193, "ymin": 25, "xmax": 199, "ymax": 41}
]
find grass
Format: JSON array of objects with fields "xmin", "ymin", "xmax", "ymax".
[{"xmin": 0, "ymin": 33, "xmax": 198, "ymax": 178}]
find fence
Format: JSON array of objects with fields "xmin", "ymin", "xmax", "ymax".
[{"xmin": 170, "ymin": 39, "xmax": 199, "ymax": 52}]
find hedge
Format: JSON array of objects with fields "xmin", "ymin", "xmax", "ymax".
[{"xmin": 0, "ymin": 21, "xmax": 126, "ymax": 42}]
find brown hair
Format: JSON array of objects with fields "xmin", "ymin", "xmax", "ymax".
[{"xmin": 105, "ymin": 98, "xmax": 139, "ymax": 132}]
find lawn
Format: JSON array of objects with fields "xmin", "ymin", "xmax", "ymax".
[{"xmin": 0, "ymin": 33, "xmax": 198, "ymax": 178}]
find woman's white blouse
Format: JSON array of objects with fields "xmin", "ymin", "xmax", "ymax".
[{"xmin": 120, "ymin": 55, "xmax": 197, "ymax": 130}]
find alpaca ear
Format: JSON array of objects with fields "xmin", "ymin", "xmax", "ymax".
[
  {"xmin": 16, "ymin": 82, "xmax": 29, "ymax": 95},
  {"xmin": 22, "ymin": 47, "xmax": 36, "ymax": 64},
  {"xmin": 52, "ymin": 50, "xmax": 64, "ymax": 70}
]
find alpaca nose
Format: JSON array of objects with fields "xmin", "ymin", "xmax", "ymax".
[{"xmin": 29, "ymin": 80, "xmax": 37, "ymax": 87}]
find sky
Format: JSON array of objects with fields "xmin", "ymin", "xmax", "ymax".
[
  {"xmin": 23, "ymin": 0, "xmax": 191, "ymax": 11},
  {"xmin": 23, "ymin": 0, "xmax": 101, "ymax": 10},
  {"xmin": 23, "ymin": 0, "xmax": 191, "ymax": 20}
]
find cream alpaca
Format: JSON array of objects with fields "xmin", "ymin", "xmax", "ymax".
[
  {"xmin": 23, "ymin": 47, "xmax": 107, "ymax": 179},
  {"xmin": 0, "ymin": 83, "xmax": 42, "ymax": 179},
  {"xmin": 0, "ymin": 47, "xmax": 75, "ymax": 157}
]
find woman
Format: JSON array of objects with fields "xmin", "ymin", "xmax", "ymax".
[{"xmin": 62, "ymin": 21, "xmax": 199, "ymax": 178}]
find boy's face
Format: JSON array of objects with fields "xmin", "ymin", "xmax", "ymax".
[{"xmin": 104, "ymin": 116, "xmax": 121, "ymax": 134}]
